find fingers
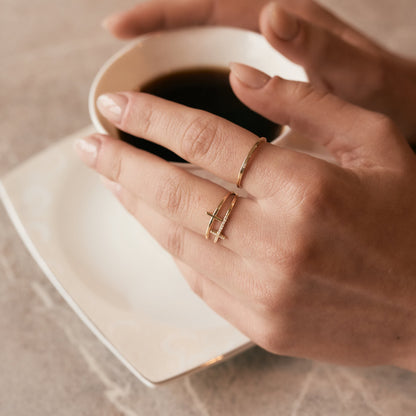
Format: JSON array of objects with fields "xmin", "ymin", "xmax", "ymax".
[
  {"xmin": 102, "ymin": 0, "xmax": 213, "ymax": 39},
  {"xmin": 262, "ymin": 0, "xmax": 380, "ymax": 52},
  {"xmin": 229, "ymin": 62, "xmax": 408, "ymax": 168},
  {"xmin": 109, "ymin": 185, "xmax": 248, "ymax": 297},
  {"xmin": 75, "ymin": 134, "xmax": 273, "ymax": 255},
  {"xmin": 101, "ymin": 180, "xmax": 279, "ymax": 307},
  {"xmin": 259, "ymin": 4, "xmax": 385, "ymax": 100},
  {"xmin": 95, "ymin": 91, "xmax": 304, "ymax": 198}
]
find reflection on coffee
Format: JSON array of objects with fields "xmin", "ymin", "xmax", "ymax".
[{"xmin": 118, "ymin": 67, "xmax": 281, "ymax": 162}]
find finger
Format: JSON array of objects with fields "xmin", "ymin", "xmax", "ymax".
[
  {"xmin": 102, "ymin": 0, "xmax": 272, "ymax": 39},
  {"xmin": 76, "ymin": 134, "xmax": 271, "ymax": 255},
  {"xmin": 259, "ymin": 4, "xmax": 385, "ymax": 100},
  {"xmin": 229, "ymin": 62, "xmax": 408, "ymax": 168},
  {"xmin": 95, "ymin": 91, "xmax": 309, "ymax": 198},
  {"xmin": 263, "ymin": 0, "xmax": 380, "ymax": 52},
  {"xmin": 101, "ymin": 179, "xmax": 276, "ymax": 304},
  {"xmin": 102, "ymin": 0, "xmax": 213, "ymax": 39}
]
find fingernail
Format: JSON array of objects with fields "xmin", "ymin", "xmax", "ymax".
[
  {"xmin": 74, "ymin": 135, "xmax": 102, "ymax": 167},
  {"xmin": 101, "ymin": 11, "xmax": 123, "ymax": 31},
  {"xmin": 97, "ymin": 93, "xmax": 128, "ymax": 124},
  {"xmin": 230, "ymin": 62, "xmax": 270, "ymax": 89},
  {"xmin": 268, "ymin": 3, "xmax": 299, "ymax": 41},
  {"xmin": 101, "ymin": 17, "xmax": 112, "ymax": 30}
]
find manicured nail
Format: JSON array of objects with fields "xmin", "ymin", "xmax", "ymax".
[
  {"xmin": 268, "ymin": 3, "xmax": 299, "ymax": 41},
  {"xmin": 97, "ymin": 93, "xmax": 128, "ymax": 124},
  {"xmin": 229, "ymin": 62, "xmax": 270, "ymax": 89},
  {"xmin": 73, "ymin": 135, "xmax": 101, "ymax": 167}
]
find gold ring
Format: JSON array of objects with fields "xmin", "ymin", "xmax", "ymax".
[
  {"xmin": 206, "ymin": 192, "xmax": 238, "ymax": 243},
  {"xmin": 236, "ymin": 137, "xmax": 267, "ymax": 188}
]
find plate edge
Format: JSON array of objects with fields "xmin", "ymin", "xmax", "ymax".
[{"xmin": 0, "ymin": 178, "xmax": 158, "ymax": 388}]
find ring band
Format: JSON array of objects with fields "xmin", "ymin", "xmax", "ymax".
[
  {"xmin": 236, "ymin": 137, "xmax": 267, "ymax": 188},
  {"xmin": 206, "ymin": 192, "xmax": 238, "ymax": 243}
]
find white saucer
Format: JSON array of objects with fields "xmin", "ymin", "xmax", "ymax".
[{"xmin": 0, "ymin": 126, "xmax": 253, "ymax": 387}]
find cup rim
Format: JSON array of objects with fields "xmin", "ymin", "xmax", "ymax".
[{"xmin": 89, "ymin": 26, "xmax": 273, "ymax": 135}]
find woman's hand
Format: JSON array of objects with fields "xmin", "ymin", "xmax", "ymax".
[
  {"xmin": 102, "ymin": 0, "xmax": 271, "ymax": 37},
  {"xmin": 75, "ymin": 63, "xmax": 416, "ymax": 371},
  {"xmin": 103, "ymin": 0, "xmax": 416, "ymax": 141}
]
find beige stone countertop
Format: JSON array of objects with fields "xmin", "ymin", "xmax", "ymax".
[{"xmin": 1, "ymin": 0, "xmax": 416, "ymax": 415}]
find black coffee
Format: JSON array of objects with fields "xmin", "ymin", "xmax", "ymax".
[{"xmin": 118, "ymin": 68, "xmax": 281, "ymax": 162}]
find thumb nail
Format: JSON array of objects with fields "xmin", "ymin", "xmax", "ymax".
[{"xmin": 268, "ymin": 3, "xmax": 300, "ymax": 41}]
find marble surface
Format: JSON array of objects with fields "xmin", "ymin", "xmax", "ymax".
[{"xmin": 1, "ymin": 0, "xmax": 416, "ymax": 415}]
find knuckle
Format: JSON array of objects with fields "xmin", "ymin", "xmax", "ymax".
[
  {"xmin": 288, "ymin": 80, "xmax": 314, "ymax": 100},
  {"xmin": 301, "ymin": 166, "xmax": 337, "ymax": 219},
  {"xmin": 290, "ymin": 81, "xmax": 328, "ymax": 108},
  {"xmin": 276, "ymin": 204, "xmax": 326, "ymax": 279},
  {"xmin": 121, "ymin": 92, "xmax": 153, "ymax": 136},
  {"xmin": 262, "ymin": 170, "xmax": 336, "ymax": 281},
  {"xmin": 180, "ymin": 114, "xmax": 221, "ymax": 163},
  {"xmin": 162, "ymin": 223, "xmax": 186, "ymax": 258},
  {"xmin": 155, "ymin": 173, "xmax": 190, "ymax": 217}
]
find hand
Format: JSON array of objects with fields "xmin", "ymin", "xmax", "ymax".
[
  {"xmin": 103, "ymin": 0, "xmax": 416, "ymax": 141},
  {"xmin": 102, "ymin": 0, "xmax": 271, "ymax": 37},
  {"xmin": 75, "ymin": 63, "xmax": 416, "ymax": 371}
]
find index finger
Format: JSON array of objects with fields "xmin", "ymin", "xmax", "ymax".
[
  {"xmin": 96, "ymin": 91, "xmax": 309, "ymax": 198},
  {"xmin": 103, "ymin": 0, "xmax": 213, "ymax": 39}
]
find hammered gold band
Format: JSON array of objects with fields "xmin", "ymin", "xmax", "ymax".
[
  {"xmin": 236, "ymin": 137, "xmax": 267, "ymax": 188},
  {"xmin": 206, "ymin": 192, "xmax": 238, "ymax": 243}
]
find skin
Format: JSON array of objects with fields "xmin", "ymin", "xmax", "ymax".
[
  {"xmin": 104, "ymin": 0, "xmax": 416, "ymax": 141},
  {"xmin": 75, "ymin": 1, "xmax": 416, "ymax": 370}
]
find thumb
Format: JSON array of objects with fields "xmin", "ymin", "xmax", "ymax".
[
  {"xmin": 258, "ymin": 3, "xmax": 385, "ymax": 107},
  {"xmin": 229, "ymin": 62, "xmax": 408, "ymax": 168}
]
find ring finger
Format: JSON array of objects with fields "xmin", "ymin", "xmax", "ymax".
[{"xmin": 104, "ymin": 181, "xmax": 265, "ymax": 303}]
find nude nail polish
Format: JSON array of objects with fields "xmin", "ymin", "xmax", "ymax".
[
  {"xmin": 97, "ymin": 93, "xmax": 128, "ymax": 124},
  {"xmin": 74, "ymin": 135, "xmax": 101, "ymax": 167}
]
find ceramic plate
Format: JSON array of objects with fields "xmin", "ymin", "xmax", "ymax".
[{"xmin": 0, "ymin": 126, "xmax": 254, "ymax": 386}]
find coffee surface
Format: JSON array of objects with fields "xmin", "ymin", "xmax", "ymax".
[{"xmin": 118, "ymin": 68, "xmax": 281, "ymax": 162}]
